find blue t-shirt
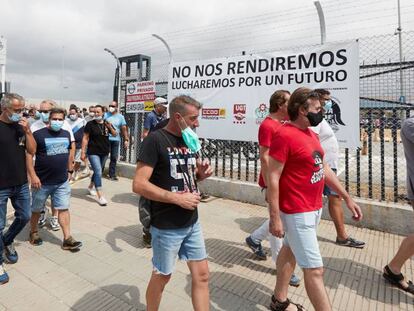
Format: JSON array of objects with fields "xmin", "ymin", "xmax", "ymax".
[
  {"xmin": 144, "ymin": 110, "xmax": 165, "ymax": 133},
  {"xmin": 33, "ymin": 127, "xmax": 71, "ymax": 185},
  {"xmin": 104, "ymin": 112, "xmax": 126, "ymax": 141}
]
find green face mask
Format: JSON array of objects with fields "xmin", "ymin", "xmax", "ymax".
[
  {"xmin": 182, "ymin": 127, "xmax": 201, "ymax": 153},
  {"xmin": 178, "ymin": 115, "xmax": 201, "ymax": 153}
]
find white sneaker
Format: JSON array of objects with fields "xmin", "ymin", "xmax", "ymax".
[
  {"xmin": 49, "ymin": 216, "xmax": 60, "ymax": 231},
  {"xmin": 38, "ymin": 210, "xmax": 47, "ymax": 228},
  {"xmin": 88, "ymin": 187, "xmax": 97, "ymax": 196},
  {"xmin": 98, "ymin": 196, "xmax": 108, "ymax": 206}
]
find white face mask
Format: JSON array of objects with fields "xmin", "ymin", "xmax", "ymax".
[
  {"xmin": 109, "ymin": 107, "xmax": 116, "ymax": 113},
  {"xmin": 89, "ymin": 112, "xmax": 95, "ymax": 117}
]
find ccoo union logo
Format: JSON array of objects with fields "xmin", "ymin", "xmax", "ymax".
[{"xmin": 201, "ymin": 108, "xmax": 226, "ymax": 120}]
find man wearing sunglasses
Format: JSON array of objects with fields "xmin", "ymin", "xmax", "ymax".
[{"xmin": 0, "ymin": 93, "xmax": 36, "ymax": 284}]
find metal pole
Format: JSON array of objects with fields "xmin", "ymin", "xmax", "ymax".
[
  {"xmin": 0, "ymin": 36, "xmax": 7, "ymax": 94},
  {"xmin": 396, "ymin": 0, "xmax": 404, "ymax": 101},
  {"xmin": 152, "ymin": 34, "xmax": 173, "ymax": 63},
  {"xmin": 314, "ymin": 1, "xmax": 326, "ymax": 45},
  {"xmin": 104, "ymin": 48, "xmax": 122, "ymax": 105},
  {"xmin": 0, "ymin": 65, "xmax": 5, "ymax": 94}
]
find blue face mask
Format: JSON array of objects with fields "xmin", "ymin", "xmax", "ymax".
[
  {"xmin": 95, "ymin": 116, "xmax": 102, "ymax": 121},
  {"xmin": 41, "ymin": 112, "xmax": 50, "ymax": 123},
  {"xmin": 324, "ymin": 100, "xmax": 333, "ymax": 111},
  {"xmin": 8, "ymin": 112, "xmax": 22, "ymax": 123},
  {"xmin": 35, "ymin": 111, "xmax": 41, "ymax": 120},
  {"xmin": 50, "ymin": 120, "xmax": 64, "ymax": 132}
]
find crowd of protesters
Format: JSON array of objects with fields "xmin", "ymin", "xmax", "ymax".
[
  {"xmin": 0, "ymin": 94, "xmax": 129, "ymax": 284},
  {"xmin": 0, "ymin": 90, "xmax": 412, "ymax": 311}
]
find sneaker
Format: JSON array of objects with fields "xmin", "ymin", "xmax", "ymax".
[
  {"xmin": 245, "ymin": 236, "xmax": 267, "ymax": 260},
  {"xmin": 98, "ymin": 196, "xmax": 108, "ymax": 206},
  {"xmin": 200, "ymin": 193, "xmax": 210, "ymax": 202},
  {"xmin": 336, "ymin": 236, "xmax": 365, "ymax": 249},
  {"xmin": 88, "ymin": 187, "xmax": 97, "ymax": 196},
  {"xmin": 289, "ymin": 274, "xmax": 301, "ymax": 287},
  {"xmin": 49, "ymin": 216, "xmax": 60, "ymax": 231},
  {"xmin": 29, "ymin": 231, "xmax": 43, "ymax": 246},
  {"xmin": 109, "ymin": 176, "xmax": 119, "ymax": 181},
  {"xmin": 4, "ymin": 243, "xmax": 18, "ymax": 264},
  {"xmin": 143, "ymin": 232, "xmax": 152, "ymax": 248},
  {"xmin": 0, "ymin": 264, "xmax": 9, "ymax": 285},
  {"xmin": 38, "ymin": 211, "xmax": 47, "ymax": 228},
  {"xmin": 62, "ymin": 236, "xmax": 82, "ymax": 251}
]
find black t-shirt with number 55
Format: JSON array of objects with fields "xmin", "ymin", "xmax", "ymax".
[{"xmin": 138, "ymin": 129, "xmax": 198, "ymax": 229}]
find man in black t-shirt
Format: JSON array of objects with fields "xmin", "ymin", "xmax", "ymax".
[
  {"xmin": 27, "ymin": 108, "xmax": 82, "ymax": 252},
  {"xmin": 133, "ymin": 95, "xmax": 212, "ymax": 310},
  {"xmin": 0, "ymin": 93, "xmax": 36, "ymax": 285}
]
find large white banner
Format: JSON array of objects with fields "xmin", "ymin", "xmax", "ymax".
[{"xmin": 168, "ymin": 41, "xmax": 360, "ymax": 148}]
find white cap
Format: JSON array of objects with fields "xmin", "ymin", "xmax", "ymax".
[{"xmin": 154, "ymin": 97, "xmax": 168, "ymax": 106}]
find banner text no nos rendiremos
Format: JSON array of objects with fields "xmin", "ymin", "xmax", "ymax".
[{"xmin": 168, "ymin": 42, "xmax": 359, "ymax": 148}]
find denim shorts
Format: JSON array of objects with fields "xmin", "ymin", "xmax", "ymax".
[
  {"xmin": 31, "ymin": 181, "xmax": 71, "ymax": 212},
  {"xmin": 323, "ymin": 168, "xmax": 338, "ymax": 196},
  {"xmin": 280, "ymin": 208, "xmax": 323, "ymax": 269},
  {"xmin": 150, "ymin": 220, "xmax": 207, "ymax": 275}
]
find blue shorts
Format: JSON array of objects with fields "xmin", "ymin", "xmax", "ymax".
[
  {"xmin": 31, "ymin": 181, "xmax": 71, "ymax": 212},
  {"xmin": 323, "ymin": 168, "xmax": 338, "ymax": 196},
  {"xmin": 280, "ymin": 209, "xmax": 323, "ymax": 269},
  {"xmin": 150, "ymin": 221, "xmax": 207, "ymax": 275}
]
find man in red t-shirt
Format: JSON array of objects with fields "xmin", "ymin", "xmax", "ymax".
[
  {"xmin": 244, "ymin": 90, "xmax": 300, "ymax": 287},
  {"xmin": 267, "ymin": 87, "xmax": 363, "ymax": 311}
]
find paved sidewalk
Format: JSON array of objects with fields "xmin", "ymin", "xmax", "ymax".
[{"xmin": 1, "ymin": 177, "xmax": 413, "ymax": 310}]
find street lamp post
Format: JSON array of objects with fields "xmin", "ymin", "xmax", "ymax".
[
  {"xmin": 314, "ymin": 1, "xmax": 326, "ymax": 45},
  {"xmin": 104, "ymin": 48, "xmax": 122, "ymax": 105}
]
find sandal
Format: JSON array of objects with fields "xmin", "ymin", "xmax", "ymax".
[
  {"xmin": 270, "ymin": 295, "xmax": 305, "ymax": 311},
  {"xmin": 29, "ymin": 231, "xmax": 43, "ymax": 246},
  {"xmin": 383, "ymin": 265, "xmax": 414, "ymax": 294}
]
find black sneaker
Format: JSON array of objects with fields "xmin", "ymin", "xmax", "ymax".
[
  {"xmin": 109, "ymin": 176, "xmax": 119, "ymax": 181},
  {"xmin": 4, "ymin": 242, "xmax": 18, "ymax": 264},
  {"xmin": 245, "ymin": 236, "xmax": 267, "ymax": 260},
  {"xmin": 336, "ymin": 236, "xmax": 365, "ymax": 248},
  {"xmin": 143, "ymin": 232, "xmax": 152, "ymax": 248},
  {"xmin": 62, "ymin": 237, "xmax": 82, "ymax": 251}
]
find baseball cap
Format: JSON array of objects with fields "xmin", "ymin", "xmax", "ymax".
[{"xmin": 154, "ymin": 97, "xmax": 168, "ymax": 106}]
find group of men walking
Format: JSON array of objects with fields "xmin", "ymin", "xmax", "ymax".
[
  {"xmin": 0, "ymin": 88, "xmax": 413, "ymax": 311},
  {"xmin": 0, "ymin": 94, "xmax": 128, "ymax": 284}
]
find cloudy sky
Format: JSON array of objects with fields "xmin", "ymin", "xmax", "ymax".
[{"xmin": 1, "ymin": 0, "xmax": 413, "ymax": 104}]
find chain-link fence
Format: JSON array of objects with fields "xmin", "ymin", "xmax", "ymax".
[{"xmin": 116, "ymin": 30, "xmax": 414, "ymax": 204}]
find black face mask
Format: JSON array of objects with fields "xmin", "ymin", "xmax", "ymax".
[{"xmin": 307, "ymin": 111, "xmax": 323, "ymax": 127}]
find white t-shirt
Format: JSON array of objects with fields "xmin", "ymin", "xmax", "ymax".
[
  {"xmin": 31, "ymin": 119, "xmax": 75, "ymax": 142},
  {"xmin": 311, "ymin": 119, "xmax": 339, "ymax": 169}
]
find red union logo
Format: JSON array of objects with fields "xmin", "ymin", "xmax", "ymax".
[
  {"xmin": 233, "ymin": 104, "xmax": 246, "ymax": 114},
  {"xmin": 233, "ymin": 104, "xmax": 246, "ymax": 124}
]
